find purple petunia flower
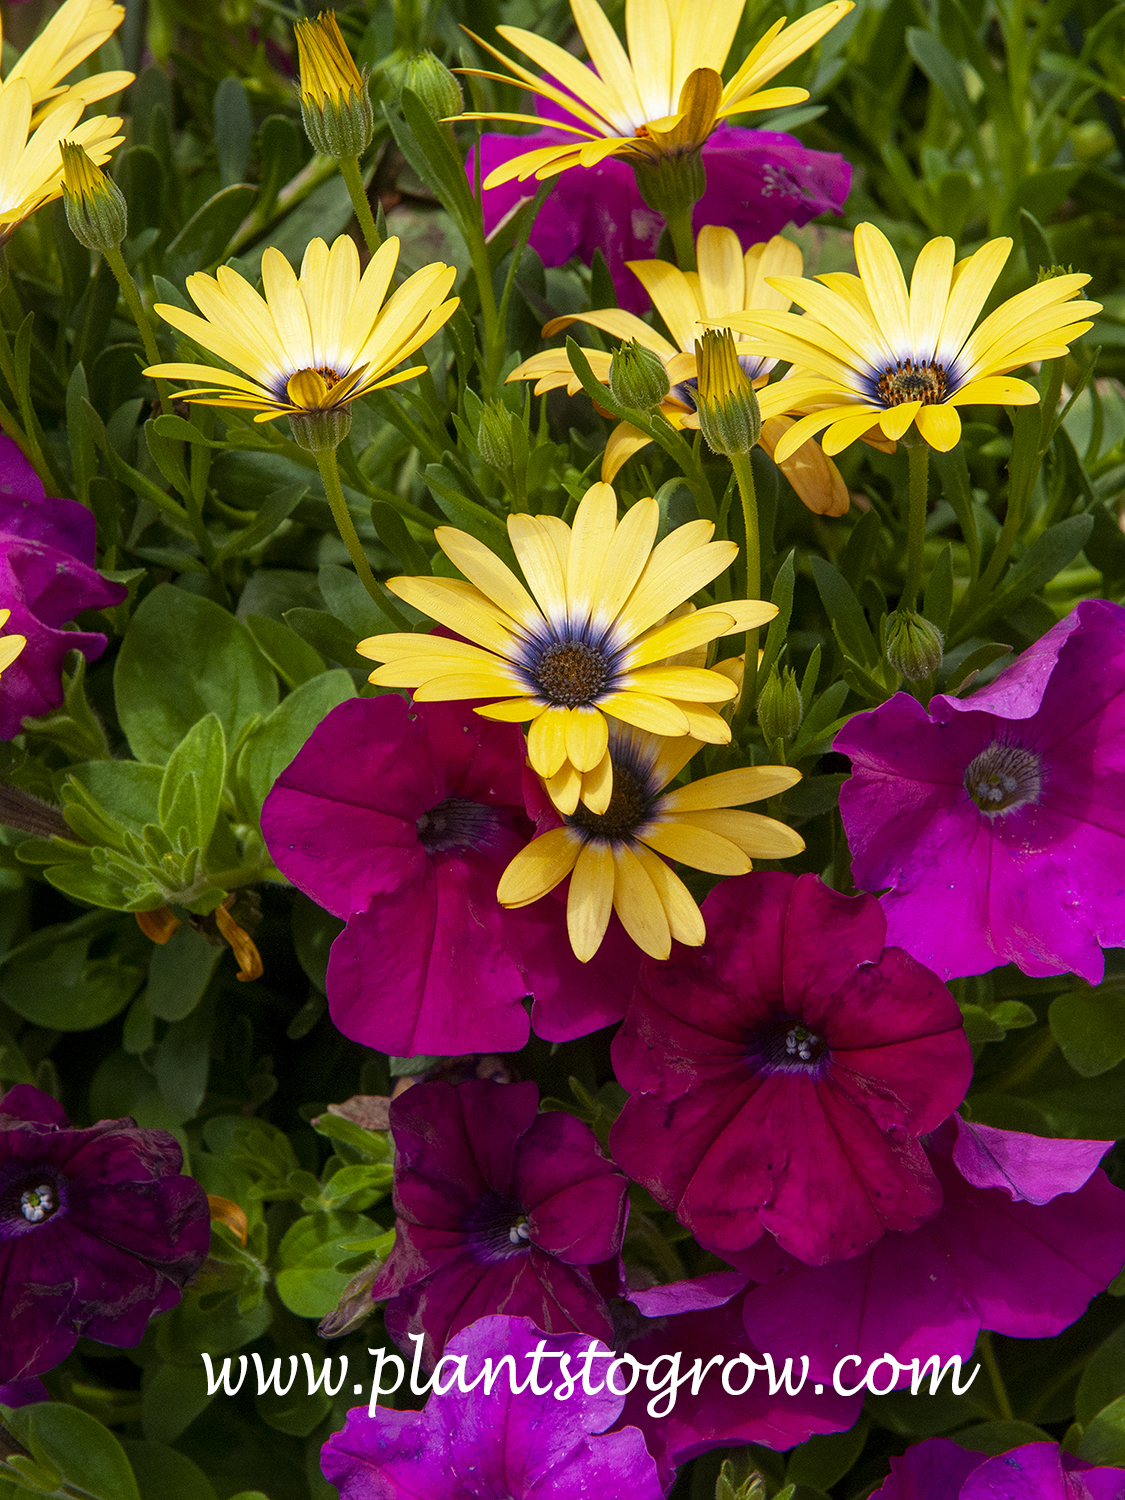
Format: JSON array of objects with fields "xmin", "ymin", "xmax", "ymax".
[
  {"xmin": 738, "ymin": 1115, "xmax": 1125, "ymax": 1385},
  {"xmin": 472, "ymin": 119, "xmax": 851, "ymax": 313},
  {"xmin": 871, "ymin": 1438, "xmax": 1125, "ymax": 1499},
  {"xmin": 321, "ymin": 1314, "xmax": 664, "ymax": 1499},
  {"xmin": 608, "ymin": 1272, "xmax": 862, "ymax": 1491},
  {"xmin": 0, "ymin": 1378, "xmax": 47, "ymax": 1407},
  {"xmin": 370, "ymin": 1079, "xmax": 628, "ymax": 1368},
  {"xmin": 0, "ymin": 436, "xmax": 126, "ymax": 739},
  {"xmin": 0, "ymin": 1085, "xmax": 211, "ymax": 1382},
  {"xmin": 608, "ymin": 871, "xmax": 973, "ymax": 1266},
  {"xmin": 835, "ymin": 599, "xmax": 1125, "ymax": 983},
  {"xmin": 261, "ymin": 694, "xmax": 637, "ymax": 1057}
]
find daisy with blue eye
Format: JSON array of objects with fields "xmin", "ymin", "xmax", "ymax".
[
  {"xmin": 357, "ymin": 482, "xmax": 777, "ymax": 816},
  {"xmin": 725, "ymin": 222, "xmax": 1100, "ymax": 460}
]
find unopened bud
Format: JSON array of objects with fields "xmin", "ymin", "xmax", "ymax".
[
  {"xmin": 886, "ymin": 609, "xmax": 944, "ymax": 681},
  {"xmin": 608, "ymin": 339, "xmax": 670, "ymax": 413},
  {"xmin": 295, "ymin": 11, "xmax": 375, "ymax": 158},
  {"xmin": 756, "ymin": 664, "xmax": 802, "ymax": 743},
  {"xmin": 695, "ymin": 329, "xmax": 761, "ymax": 457},
  {"xmin": 60, "ymin": 140, "xmax": 127, "ymax": 253},
  {"xmin": 477, "ymin": 400, "xmax": 515, "ymax": 470},
  {"xmin": 402, "ymin": 50, "xmax": 464, "ymax": 123},
  {"xmin": 1037, "ymin": 262, "xmax": 1076, "ymax": 283},
  {"xmin": 715, "ymin": 1460, "xmax": 767, "ymax": 1500}
]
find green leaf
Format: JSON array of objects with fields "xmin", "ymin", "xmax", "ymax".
[
  {"xmin": 394, "ymin": 91, "xmax": 476, "ymax": 227},
  {"xmin": 115, "ymin": 584, "xmax": 278, "ymax": 764},
  {"xmin": 941, "ymin": 642, "xmax": 1012, "ymax": 694},
  {"xmin": 1077, "ymin": 1325, "xmax": 1125, "ymax": 1425},
  {"xmin": 1078, "ymin": 1396, "xmax": 1125, "ymax": 1467},
  {"xmin": 237, "ymin": 669, "xmax": 356, "ymax": 819},
  {"xmin": 150, "ymin": 413, "xmax": 227, "ymax": 448},
  {"xmin": 1019, "ymin": 207, "xmax": 1054, "ymax": 277},
  {"xmin": 1050, "ymin": 988, "xmax": 1125, "ymax": 1077},
  {"xmin": 906, "ymin": 29, "xmax": 986, "ymax": 175},
  {"xmin": 275, "ymin": 1210, "xmax": 375, "ymax": 1317},
  {"xmin": 785, "ymin": 1422, "xmax": 868, "ymax": 1490},
  {"xmin": 318, "ymin": 563, "xmax": 388, "ymax": 637},
  {"xmin": 6, "ymin": 1404, "xmax": 140, "ymax": 1500},
  {"xmin": 923, "ymin": 545, "xmax": 954, "ymax": 634},
  {"xmin": 214, "ymin": 77, "xmax": 254, "ymax": 188},
  {"xmin": 214, "ymin": 481, "xmax": 308, "ymax": 565},
  {"xmin": 951, "ymin": 1420, "xmax": 1053, "ymax": 1455},
  {"xmin": 255, "ymin": 1378, "xmax": 331, "ymax": 1438},
  {"xmin": 119, "ymin": 1441, "xmax": 216, "ymax": 1500},
  {"xmin": 144, "ymin": 922, "xmax": 221, "ymax": 1021},
  {"xmin": 154, "ymin": 996, "xmax": 213, "ymax": 1120},
  {"xmin": 809, "ymin": 556, "xmax": 879, "ymax": 668},
  {"xmin": 759, "ymin": 550, "xmax": 795, "ymax": 680},
  {"xmin": 370, "ymin": 501, "xmax": 432, "ymax": 575},
  {"xmin": 282, "ymin": 606, "xmax": 365, "ymax": 667},
  {"xmin": 244, "ymin": 613, "xmax": 326, "ymax": 689},
  {"xmin": 0, "ymin": 940, "xmax": 143, "ymax": 1031},
  {"xmin": 164, "ymin": 184, "xmax": 257, "ymax": 286},
  {"xmin": 159, "ymin": 713, "xmax": 226, "ymax": 849},
  {"xmin": 139, "ymin": 1361, "xmax": 215, "ymax": 1445}
]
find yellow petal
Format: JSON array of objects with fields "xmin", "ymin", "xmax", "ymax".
[
  {"xmin": 409, "ymin": 670, "xmax": 521, "ymax": 699},
  {"xmin": 567, "ymin": 841, "xmax": 616, "ymax": 962},
  {"xmin": 611, "ymin": 843, "xmax": 670, "ymax": 959},
  {"xmin": 579, "ymin": 752, "xmax": 614, "ymax": 814},
  {"xmin": 625, "ymin": 665, "xmax": 737, "ymax": 702},
  {"xmin": 879, "ymin": 400, "xmax": 922, "ymax": 442},
  {"xmin": 626, "ymin": 258, "xmax": 701, "ymax": 353},
  {"xmin": 497, "ymin": 827, "xmax": 581, "ymax": 907},
  {"xmin": 567, "ymin": 482, "xmax": 618, "ymax": 620},
  {"xmin": 625, "ymin": 610, "xmax": 736, "ymax": 669},
  {"xmin": 914, "ymin": 403, "xmax": 962, "ymax": 450},
  {"xmin": 527, "ymin": 704, "xmax": 572, "ymax": 778},
  {"xmin": 602, "ymin": 423, "xmax": 653, "ymax": 482},
  {"xmin": 671, "ymin": 701, "xmax": 732, "ymax": 743},
  {"xmin": 509, "ymin": 513, "xmax": 569, "ymax": 622},
  {"xmin": 545, "ymin": 759, "xmax": 584, "ymax": 815},
  {"xmin": 696, "ymin": 225, "xmax": 746, "ymax": 320},
  {"xmin": 592, "ymin": 495, "xmax": 661, "ymax": 625},
  {"xmin": 821, "ymin": 408, "xmax": 887, "ymax": 457},
  {"xmin": 639, "ymin": 819, "xmax": 752, "ymax": 875},
  {"xmin": 676, "ymin": 808, "xmax": 805, "ymax": 859},
  {"xmin": 659, "ymin": 764, "xmax": 801, "ymax": 811},
  {"xmin": 632, "ymin": 843, "xmax": 706, "ymax": 946},
  {"xmin": 908, "ymin": 236, "xmax": 955, "ymax": 356},
  {"xmin": 618, "ymin": 539, "xmax": 738, "ymax": 638},
  {"xmin": 565, "ymin": 705, "xmax": 610, "ymax": 773},
  {"xmin": 598, "ymin": 691, "xmax": 691, "ymax": 736},
  {"xmin": 475, "ymin": 697, "xmax": 547, "ymax": 722},
  {"xmin": 853, "ymin": 222, "xmax": 911, "ymax": 355},
  {"xmin": 385, "ymin": 576, "xmax": 521, "ymax": 656},
  {"xmin": 935, "ymin": 238, "xmax": 1012, "ymax": 363},
  {"xmin": 763, "ymin": 417, "xmax": 850, "ymax": 517},
  {"xmin": 436, "ymin": 527, "xmax": 542, "ymax": 626}
]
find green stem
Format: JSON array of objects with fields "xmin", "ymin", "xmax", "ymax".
[
  {"xmin": 977, "ymin": 1332, "xmax": 1014, "ymax": 1422},
  {"xmin": 467, "ymin": 229, "xmax": 501, "ymax": 399},
  {"xmin": 0, "ymin": 273, "xmax": 60, "ymax": 494},
  {"xmin": 901, "ymin": 436, "xmax": 930, "ymax": 611},
  {"xmin": 731, "ymin": 450, "xmax": 760, "ymax": 735},
  {"xmin": 103, "ymin": 244, "xmax": 173, "ymax": 415},
  {"xmin": 313, "ymin": 444, "xmax": 410, "ymax": 628},
  {"xmin": 338, "ymin": 155, "xmax": 382, "ymax": 258},
  {"xmin": 664, "ymin": 202, "xmax": 697, "ymax": 272}
]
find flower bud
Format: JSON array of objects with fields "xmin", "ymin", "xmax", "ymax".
[
  {"xmin": 288, "ymin": 401, "xmax": 353, "ymax": 452},
  {"xmin": 402, "ymin": 50, "xmax": 464, "ymax": 123},
  {"xmin": 715, "ymin": 1461, "xmax": 766, "ymax": 1500},
  {"xmin": 608, "ymin": 339, "xmax": 670, "ymax": 413},
  {"xmin": 60, "ymin": 141, "xmax": 127, "ymax": 254},
  {"xmin": 756, "ymin": 663, "xmax": 802, "ymax": 743},
  {"xmin": 476, "ymin": 400, "xmax": 515, "ymax": 471},
  {"xmin": 295, "ymin": 11, "xmax": 375, "ymax": 158},
  {"xmin": 695, "ymin": 329, "xmax": 761, "ymax": 457},
  {"xmin": 886, "ymin": 609, "xmax": 944, "ymax": 681},
  {"xmin": 632, "ymin": 149, "xmax": 706, "ymax": 219}
]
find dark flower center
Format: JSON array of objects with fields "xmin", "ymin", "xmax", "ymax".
[
  {"xmin": 530, "ymin": 640, "xmax": 612, "ymax": 707},
  {"xmin": 747, "ymin": 1016, "xmax": 829, "ymax": 1075},
  {"xmin": 878, "ymin": 359, "xmax": 948, "ymax": 406},
  {"xmin": 316, "ymin": 366, "xmax": 342, "ymax": 388},
  {"xmin": 462, "ymin": 1191, "xmax": 533, "ymax": 1264},
  {"xmin": 567, "ymin": 764, "xmax": 654, "ymax": 844},
  {"xmin": 416, "ymin": 797, "xmax": 498, "ymax": 854},
  {"xmin": 964, "ymin": 741, "xmax": 1042, "ymax": 815}
]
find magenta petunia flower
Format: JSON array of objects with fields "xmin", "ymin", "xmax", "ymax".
[
  {"xmin": 0, "ymin": 1378, "xmax": 47, "ymax": 1407},
  {"xmin": 321, "ymin": 1315, "xmax": 664, "ymax": 1500},
  {"xmin": 370, "ymin": 1079, "xmax": 628, "ymax": 1368},
  {"xmin": 262, "ymin": 694, "xmax": 636, "ymax": 1057},
  {"xmin": 739, "ymin": 1115, "xmax": 1125, "ymax": 1384},
  {"xmin": 610, "ymin": 1272, "xmax": 862, "ymax": 1491},
  {"xmin": 0, "ymin": 436, "xmax": 126, "ymax": 739},
  {"xmin": 472, "ymin": 119, "xmax": 851, "ymax": 314},
  {"xmin": 0, "ymin": 1084, "xmax": 211, "ymax": 1382},
  {"xmin": 608, "ymin": 871, "xmax": 973, "ymax": 1266},
  {"xmin": 872, "ymin": 1438, "xmax": 1125, "ymax": 1500},
  {"xmin": 836, "ymin": 599, "xmax": 1125, "ymax": 983}
]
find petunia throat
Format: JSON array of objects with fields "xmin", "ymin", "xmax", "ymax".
[
  {"xmin": 20, "ymin": 1184, "xmax": 57, "ymax": 1223},
  {"xmin": 747, "ymin": 1015, "xmax": 829, "ymax": 1074},
  {"xmin": 416, "ymin": 797, "xmax": 499, "ymax": 854},
  {"xmin": 462, "ymin": 1190, "xmax": 533, "ymax": 1263},
  {"xmin": 964, "ymin": 741, "xmax": 1042, "ymax": 815}
]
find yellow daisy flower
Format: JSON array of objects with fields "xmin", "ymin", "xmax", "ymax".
[
  {"xmin": 724, "ymin": 222, "xmax": 1101, "ymax": 462},
  {"xmin": 144, "ymin": 235, "xmax": 458, "ymax": 424},
  {"xmin": 497, "ymin": 723, "xmax": 803, "ymax": 961},
  {"xmin": 0, "ymin": 81, "xmax": 123, "ymax": 247},
  {"xmin": 455, "ymin": 0, "xmax": 852, "ymax": 187},
  {"xmin": 510, "ymin": 226, "xmax": 848, "ymax": 514},
  {"xmin": 1, "ymin": 0, "xmax": 133, "ymax": 120},
  {"xmin": 0, "ymin": 610, "xmax": 27, "ymax": 678},
  {"xmin": 357, "ymin": 481, "xmax": 777, "ymax": 815}
]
